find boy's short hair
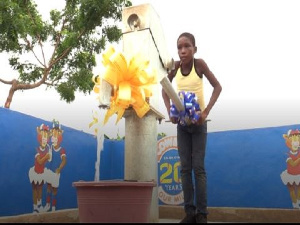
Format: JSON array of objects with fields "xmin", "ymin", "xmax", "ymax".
[{"xmin": 178, "ymin": 32, "xmax": 196, "ymax": 47}]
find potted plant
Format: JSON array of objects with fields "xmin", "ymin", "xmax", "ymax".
[{"xmin": 72, "ymin": 46, "xmax": 158, "ymax": 223}]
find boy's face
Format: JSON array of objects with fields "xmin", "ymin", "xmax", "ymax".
[{"xmin": 177, "ymin": 36, "xmax": 197, "ymax": 66}]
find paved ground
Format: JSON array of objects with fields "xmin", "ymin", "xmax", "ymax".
[{"xmin": 159, "ymin": 218, "xmax": 181, "ymax": 223}]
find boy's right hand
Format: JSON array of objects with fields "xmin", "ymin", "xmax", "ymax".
[
  {"xmin": 169, "ymin": 116, "xmax": 178, "ymax": 124},
  {"xmin": 168, "ymin": 106, "xmax": 179, "ymax": 124}
]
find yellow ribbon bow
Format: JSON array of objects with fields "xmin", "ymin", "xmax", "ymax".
[{"xmin": 92, "ymin": 46, "xmax": 157, "ymax": 125}]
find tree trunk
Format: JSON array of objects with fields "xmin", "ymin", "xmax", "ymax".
[{"xmin": 4, "ymin": 80, "xmax": 17, "ymax": 109}]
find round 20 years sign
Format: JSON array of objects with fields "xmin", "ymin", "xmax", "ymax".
[{"xmin": 157, "ymin": 136, "xmax": 183, "ymax": 205}]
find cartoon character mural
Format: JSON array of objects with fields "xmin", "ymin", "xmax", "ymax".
[
  {"xmin": 280, "ymin": 129, "xmax": 300, "ymax": 209},
  {"xmin": 28, "ymin": 124, "xmax": 51, "ymax": 213},
  {"xmin": 43, "ymin": 120, "xmax": 67, "ymax": 212}
]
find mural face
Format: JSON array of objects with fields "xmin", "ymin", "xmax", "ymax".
[
  {"xmin": 28, "ymin": 120, "xmax": 67, "ymax": 213},
  {"xmin": 37, "ymin": 126, "xmax": 50, "ymax": 149},
  {"xmin": 280, "ymin": 129, "xmax": 300, "ymax": 209}
]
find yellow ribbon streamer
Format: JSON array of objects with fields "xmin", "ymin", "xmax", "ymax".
[
  {"xmin": 89, "ymin": 110, "xmax": 99, "ymax": 135},
  {"xmin": 92, "ymin": 46, "xmax": 157, "ymax": 125}
]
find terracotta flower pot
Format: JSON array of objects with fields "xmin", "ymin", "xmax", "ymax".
[{"xmin": 73, "ymin": 180, "xmax": 156, "ymax": 223}]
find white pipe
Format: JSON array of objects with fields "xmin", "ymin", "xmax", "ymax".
[{"xmin": 160, "ymin": 77, "xmax": 184, "ymax": 112}]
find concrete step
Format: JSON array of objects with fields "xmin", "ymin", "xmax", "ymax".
[{"xmin": 0, "ymin": 206, "xmax": 300, "ymax": 223}]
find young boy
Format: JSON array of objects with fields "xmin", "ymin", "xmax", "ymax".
[{"xmin": 162, "ymin": 32, "xmax": 222, "ymax": 223}]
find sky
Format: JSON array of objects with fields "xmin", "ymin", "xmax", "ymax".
[{"xmin": 1, "ymin": 0, "xmax": 300, "ymax": 138}]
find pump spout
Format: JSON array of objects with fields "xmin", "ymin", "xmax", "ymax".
[{"xmin": 98, "ymin": 79, "xmax": 112, "ymax": 109}]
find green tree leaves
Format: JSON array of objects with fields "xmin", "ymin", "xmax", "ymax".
[{"xmin": 0, "ymin": 0, "xmax": 132, "ymax": 108}]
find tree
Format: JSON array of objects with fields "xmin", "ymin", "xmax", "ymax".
[{"xmin": 0, "ymin": 0, "xmax": 132, "ymax": 108}]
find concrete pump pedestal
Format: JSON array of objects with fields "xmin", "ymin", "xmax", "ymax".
[
  {"xmin": 123, "ymin": 106, "xmax": 164, "ymax": 222},
  {"xmin": 121, "ymin": 3, "xmax": 172, "ymax": 223}
]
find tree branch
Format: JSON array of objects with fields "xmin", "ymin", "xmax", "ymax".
[
  {"xmin": 0, "ymin": 78, "xmax": 14, "ymax": 85},
  {"xmin": 25, "ymin": 4, "xmax": 46, "ymax": 67},
  {"xmin": 25, "ymin": 38, "xmax": 45, "ymax": 67},
  {"xmin": 50, "ymin": 29, "xmax": 86, "ymax": 67},
  {"xmin": 48, "ymin": 18, "xmax": 67, "ymax": 66}
]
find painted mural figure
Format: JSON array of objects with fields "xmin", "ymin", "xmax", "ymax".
[
  {"xmin": 28, "ymin": 124, "xmax": 51, "ymax": 213},
  {"xmin": 280, "ymin": 129, "xmax": 300, "ymax": 209},
  {"xmin": 43, "ymin": 120, "xmax": 67, "ymax": 212}
]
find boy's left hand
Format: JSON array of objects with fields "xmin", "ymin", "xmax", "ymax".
[{"xmin": 197, "ymin": 110, "xmax": 207, "ymax": 125}]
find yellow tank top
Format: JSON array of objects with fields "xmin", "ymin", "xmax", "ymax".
[{"xmin": 175, "ymin": 60, "xmax": 205, "ymax": 111}]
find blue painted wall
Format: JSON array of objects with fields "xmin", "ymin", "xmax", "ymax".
[
  {"xmin": 0, "ymin": 107, "xmax": 97, "ymax": 216},
  {"xmin": 0, "ymin": 107, "xmax": 298, "ymax": 217},
  {"xmin": 100, "ymin": 139, "xmax": 124, "ymax": 180},
  {"xmin": 206, "ymin": 127, "xmax": 293, "ymax": 208}
]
